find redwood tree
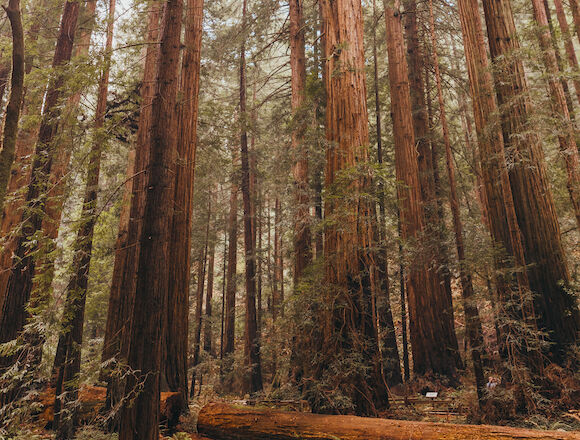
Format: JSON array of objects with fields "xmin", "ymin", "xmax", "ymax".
[
  {"xmin": 290, "ymin": 0, "xmax": 312, "ymax": 281},
  {"xmin": 480, "ymin": 0, "xmax": 579, "ymax": 364},
  {"xmin": 0, "ymin": 0, "xmax": 80, "ymax": 384},
  {"xmin": 321, "ymin": 0, "xmax": 387, "ymax": 414},
  {"xmin": 165, "ymin": 0, "xmax": 204, "ymax": 405},
  {"xmin": 427, "ymin": 0, "xmax": 485, "ymax": 401},
  {"xmin": 118, "ymin": 0, "xmax": 183, "ymax": 436},
  {"xmin": 400, "ymin": 0, "xmax": 461, "ymax": 377},
  {"xmin": 0, "ymin": 0, "xmax": 25, "ymax": 209},
  {"xmin": 52, "ymin": 1, "xmax": 116, "ymax": 435},
  {"xmin": 239, "ymin": 0, "xmax": 263, "ymax": 393}
]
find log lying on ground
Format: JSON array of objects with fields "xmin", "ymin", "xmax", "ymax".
[
  {"xmin": 37, "ymin": 386, "xmax": 183, "ymax": 429},
  {"xmin": 197, "ymin": 403, "xmax": 580, "ymax": 440}
]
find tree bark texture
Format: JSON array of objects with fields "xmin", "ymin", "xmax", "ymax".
[
  {"xmin": 0, "ymin": 0, "xmax": 25, "ymax": 209},
  {"xmin": 223, "ymin": 156, "xmax": 238, "ymax": 358},
  {"xmin": 52, "ymin": 0, "xmax": 115, "ymax": 435},
  {"xmin": 321, "ymin": 0, "xmax": 387, "ymax": 415},
  {"xmin": 481, "ymin": 0, "xmax": 579, "ymax": 364},
  {"xmin": 427, "ymin": 0, "xmax": 485, "ymax": 402},
  {"xmin": 400, "ymin": 0, "xmax": 461, "ymax": 377},
  {"xmin": 101, "ymin": 0, "xmax": 161, "ymax": 387},
  {"xmin": 164, "ymin": 0, "xmax": 204, "ymax": 405},
  {"xmin": 0, "ymin": 0, "xmax": 80, "ymax": 380},
  {"xmin": 530, "ymin": 0, "xmax": 580, "ymax": 229},
  {"xmin": 372, "ymin": 0, "xmax": 401, "ymax": 387},
  {"xmin": 290, "ymin": 0, "xmax": 312, "ymax": 281},
  {"xmin": 239, "ymin": 0, "xmax": 263, "ymax": 394},
  {"xmin": 118, "ymin": 0, "xmax": 183, "ymax": 437}
]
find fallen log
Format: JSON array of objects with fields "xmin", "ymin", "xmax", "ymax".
[
  {"xmin": 197, "ymin": 403, "xmax": 580, "ymax": 440},
  {"xmin": 37, "ymin": 386, "xmax": 183, "ymax": 429}
]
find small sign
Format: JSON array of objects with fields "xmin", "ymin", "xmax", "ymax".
[{"xmin": 425, "ymin": 392, "xmax": 438, "ymax": 398}]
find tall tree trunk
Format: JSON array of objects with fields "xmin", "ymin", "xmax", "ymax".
[
  {"xmin": 321, "ymin": 0, "xmax": 387, "ymax": 415},
  {"xmin": 400, "ymin": 0, "xmax": 461, "ymax": 377},
  {"xmin": 204, "ymin": 218, "xmax": 216, "ymax": 356},
  {"xmin": 552, "ymin": 0, "xmax": 580, "ymax": 106},
  {"xmin": 427, "ymin": 0, "xmax": 485, "ymax": 403},
  {"xmin": 52, "ymin": 0, "xmax": 115, "ymax": 435},
  {"xmin": 290, "ymin": 0, "xmax": 311, "ymax": 281},
  {"xmin": 0, "ymin": 0, "xmax": 45, "ymax": 317},
  {"xmin": 384, "ymin": 2, "xmax": 427, "ymax": 386},
  {"xmin": 223, "ymin": 155, "xmax": 238, "ymax": 360},
  {"xmin": 569, "ymin": 0, "xmax": 580, "ymax": 46},
  {"xmin": 239, "ymin": 0, "xmax": 263, "ymax": 394},
  {"xmin": 273, "ymin": 197, "xmax": 281, "ymax": 321},
  {"xmin": 102, "ymin": 4, "xmax": 161, "ymax": 425},
  {"xmin": 481, "ymin": 0, "xmax": 579, "ymax": 365},
  {"xmin": 191, "ymin": 199, "xmax": 211, "ymax": 397},
  {"xmin": 38, "ymin": 0, "xmax": 97, "ymax": 290},
  {"xmin": 0, "ymin": 0, "xmax": 25, "ymax": 209},
  {"xmin": 165, "ymin": 0, "xmax": 204, "ymax": 405},
  {"xmin": 543, "ymin": 0, "xmax": 577, "ymax": 120},
  {"xmin": 531, "ymin": 0, "xmax": 580, "ymax": 228},
  {"xmin": 397, "ymin": 212, "xmax": 410, "ymax": 382},
  {"xmin": 457, "ymin": 0, "xmax": 540, "ymax": 405},
  {"xmin": 118, "ymin": 0, "xmax": 183, "ymax": 436},
  {"xmin": 0, "ymin": 0, "xmax": 80, "ymax": 394},
  {"xmin": 220, "ymin": 222, "xmax": 227, "ymax": 363},
  {"xmin": 372, "ymin": 0, "xmax": 401, "ymax": 386}
]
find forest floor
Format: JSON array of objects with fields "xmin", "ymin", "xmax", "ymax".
[{"xmin": 16, "ymin": 377, "xmax": 580, "ymax": 439}]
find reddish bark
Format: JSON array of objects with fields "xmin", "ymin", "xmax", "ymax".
[
  {"xmin": 165, "ymin": 0, "xmax": 204, "ymax": 405},
  {"xmin": 0, "ymin": 0, "xmax": 80, "ymax": 382},
  {"xmin": 481, "ymin": 0, "xmax": 579, "ymax": 364},
  {"xmin": 0, "ymin": 0, "xmax": 25, "ymax": 209},
  {"xmin": 400, "ymin": 0, "xmax": 461, "ymax": 377},
  {"xmin": 321, "ymin": 0, "xmax": 387, "ymax": 414},
  {"xmin": 290, "ymin": 0, "xmax": 311, "ymax": 281},
  {"xmin": 239, "ymin": 0, "xmax": 263, "ymax": 393},
  {"xmin": 427, "ymin": 0, "xmax": 485, "ymax": 402},
  {"xmin": 118, "ymin": 0, "xmax": 183, "ymax": 436}
]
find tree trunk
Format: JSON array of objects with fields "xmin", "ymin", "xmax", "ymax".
[
  {"xmin": 290, "ymin": 0, "xmax": 311, "ymax": 281},
  {"xmin": 543, "ymin": 0, "xmax": 576, "ymax": 120},
  {"xmin": 321, "ymin": 0, "xmax": 387, "ymax": 415},
  {"xmin": 552, "ymin": 0, "xmax": 580, "ymax": 106},
  {"xmin": 0, "ymin": 0, "xmax": 80, "ymax": 392},
  {"xmin": 239, "ymin": 0, "xmax": 263, "ymax": 394},
  {"xmin": 0, "ymin": 0, "xmax": 45, "ymax": 318},
  {"xmin": 397, "ymin": 213, "xmax": 410, "ymax": 382},
  {"xmin": 191, "ymin": 197, "xmax": 211, "ymax": 397},
  {"xmin": 531, "ymin": 0, "xmax": 580, "ymax": 228},
  {"xmin": 197, "ymin": 403, "xmax": 580, "ymax": 440},
  {"xmin": 0, "ymin": 0, "xmax": 25, "ymax": 209},
  {"xmin": 568, "ymin": 0, "xmax": 580, "ymax": 46},
  {"xmin": 385, "ymin": 0, "xmax": 461, "ymax": 380},
  {"xmin": 52, "ymin": 0, "xmax": 115, "ymax": 435},
  {"xmin": 400, "ymin": 0, "xmax": 461, "ymax": 378},
  {"xmin": 372, "ymin": 0, "xmax": 401, "ymax": 387},
  {"xmin": 426, "ymin": 0, "xmax": 485, "ymax": 403},
  {"xmin": 204, "ymin": 218, "xmax": 216, "ymax": 356},
  {"xmin": 220, "ymin": 222, "xmax": 227, "ymax": 362},
  {"xmin": 101, "ymin": 4, "xmax": 161, "ymax": 426},
  {"xmin": 118, "ymin": 0, "xmax": 183, "ymax": 436},
  {"xmin": 165, "ymin": 0, "xmax": 204, "ymax": 406},
  {"xmin": 457, "ymin": 0, "xmax": 542, "ymax": 403},
  {"xmin": 223, "ymin": 154, "xmax": 238, "ymax": 359},
  {"xmin": 481, "ymin": 0, "xmax": 579, "ymax": 365}
]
